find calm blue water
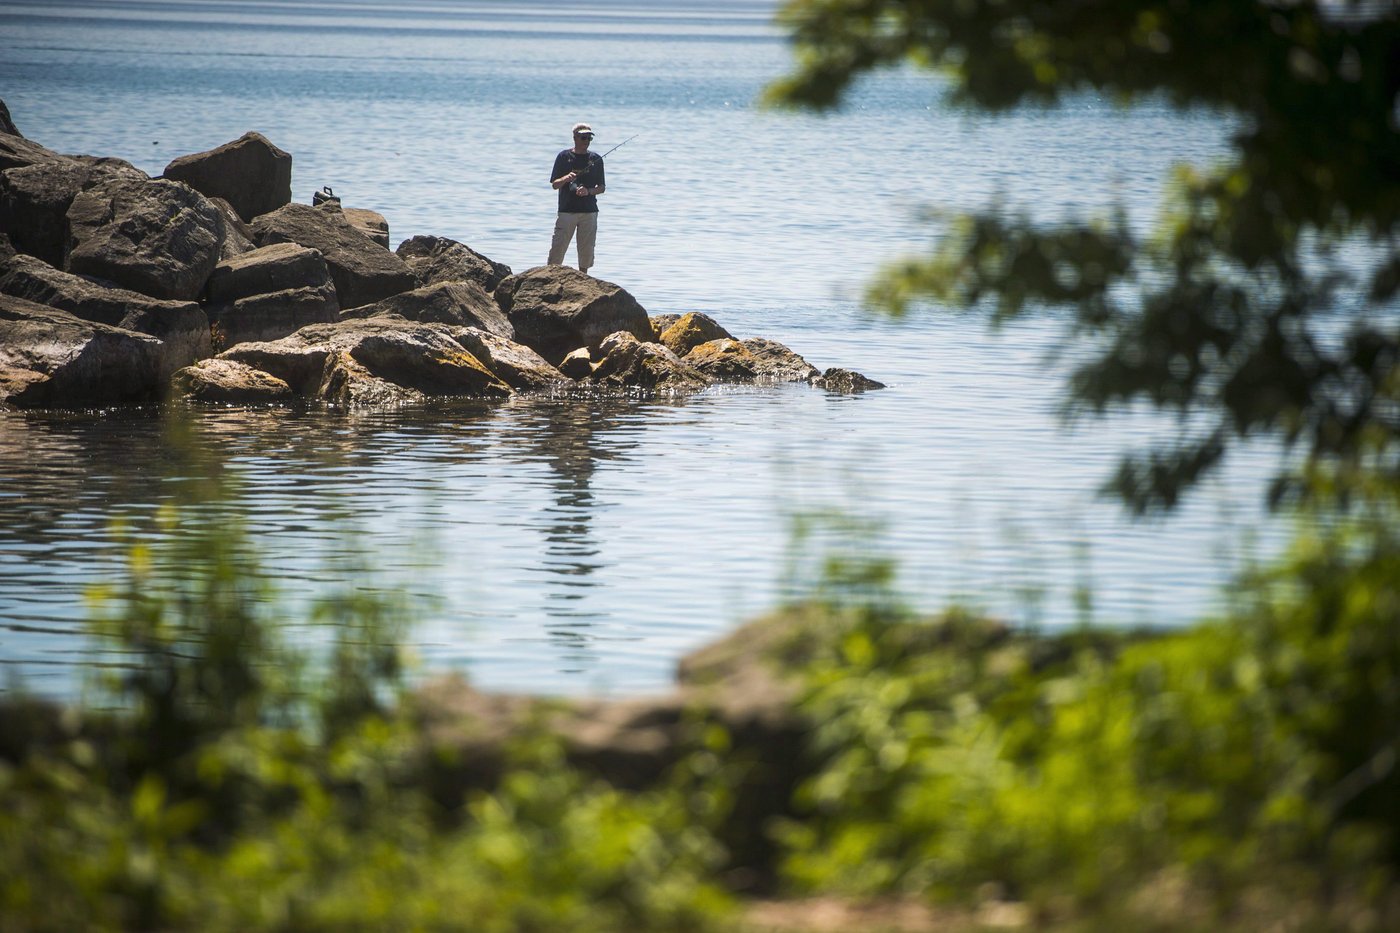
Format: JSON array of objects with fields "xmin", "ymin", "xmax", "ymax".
[{"xmin": 0, "ymin": 0, "xmax": 1279, "ymax": 697}]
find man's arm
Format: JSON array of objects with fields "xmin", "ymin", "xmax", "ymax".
[
  {"xmin": 550, "ymin": 153, "xmax": 577, "ymax": 190},
  {"xmin": 583, "ymin": 158, "xmax": 605, "ymax": 196}
]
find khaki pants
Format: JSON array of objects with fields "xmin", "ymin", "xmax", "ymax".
[{"xmin": 548, "ymin": 212, "xmax": 598, "ymax": 272}]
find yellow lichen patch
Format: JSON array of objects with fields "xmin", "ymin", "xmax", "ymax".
[
  {"xmin": 659, "ymin": 312, "xmax": 733, "ymax": 357},
  {"xmin": 684, "ymin": 338, "xmax": 759, "ymax": 381}
]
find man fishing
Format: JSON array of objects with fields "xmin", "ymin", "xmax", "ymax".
[{"xmin": 548, "ymin": 122, "xmax": 606, "ymax": 274}]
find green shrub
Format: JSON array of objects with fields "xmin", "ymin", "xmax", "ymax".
[{"xmin": 774, "ymin": 513, "xmax": 1400, "ymax": 923}]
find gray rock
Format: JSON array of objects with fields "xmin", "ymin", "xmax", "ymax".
[
  {"xmin": 587, "ymin": 331, "xmax": 710, "ymax": 393},
  {"xmin": 171, "ymin": 358, "xmax": 294, "ymax": 404},
  {"xmin": 450, "ymin": 328, "xmax": 568, "ymax": 391},
  {"xmin": 0, "ymin": 294, "xmax": 165, "ymax": 407},
  {"xmin": 66, "ymin": 176, "xmax": 224, "ymax": 301},
  {"xmin": 739, "ymin": 337, "xmax": 822, "ymax": 382},
  {"xmin": 810, "ymin": 367, "xmax": 885, "ymax": 392},
  {"xmin": 205, "ymin": 242, "xmax": 333, "ymax": 305},
  {"xmin": 210, "ymin": 283, "xmax": 339, "ymax": 350},
  {"xmin": 215, "ymin": 317, "xmax": 511, "ymax": 401},
  {"xmin": 684, "ymin": 338, "xmax": 762, "ymax": 381},
  {"xmin": 0, "ymin": 159, "xmax": 147, "ymax": 267},
  {"xmin": 251, "ymin": 202, "xmax": 417, "ymax": 310},
  {"xmin": 396, "ymin": 235, "xmax": 512, "ymax": 293},
  {"xmin": 341, "ymin": 280, "xmax": 513, "ymax": 338},
  {"xmin": 658, "ymin": 311, "xmax": 733, "ymax": 357},
  {"xmin": 162, "ymin": 131, "xmax": 292, "ymax": 222},
  {"xmin": 342, "ymin": 207, "xmax": 389, "ymax": 249},
  {"xmin": 0, "ymin": 249, "xmax": 210, "ymax": 377},
  {"xmin": 495, "ymin": 265, "xmax": 652, "ymax": 365},
  {"xmin": 207, "ymin": 197, "xmax": 258, "ymax": 261}
]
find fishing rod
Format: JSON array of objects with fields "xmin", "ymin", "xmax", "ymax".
[{"xmin": 599, "ymin": 134, "xmax": 637, "ymax": 158}]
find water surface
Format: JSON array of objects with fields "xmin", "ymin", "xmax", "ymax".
[{"xmin": 0, "ymin": 0, "xmax": 1277, "ymax": 697}]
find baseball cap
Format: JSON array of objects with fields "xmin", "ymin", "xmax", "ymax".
[{"xmin": 572, "ymin": 123, "xmax": 594, "ymax": 137}]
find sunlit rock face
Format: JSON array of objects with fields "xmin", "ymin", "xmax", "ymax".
[{"xmin": 495, "ymin": 265, "xmax": 652, "ymax": 366}]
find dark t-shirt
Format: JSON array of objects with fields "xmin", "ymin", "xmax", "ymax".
[{"xmin": 552, "ymin": 148, "xmax": 605, "ymax": 213}]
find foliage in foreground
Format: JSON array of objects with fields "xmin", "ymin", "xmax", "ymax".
[
  {"xmin": 1, "ymin": 505, "xmax": 1398, "ymax": 930},
  {"xmin": 768, "ymin": 0, "xmax": 1400, "ymax": 514},
  {"xmin": 0, "ymin": 516, "xmax": 731, "ymax": 933},
  {"xmin": 775, "ymin": 511, "xmax": 1400, "ymax": 927}
]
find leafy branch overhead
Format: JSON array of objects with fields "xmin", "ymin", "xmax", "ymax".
[{"xmin": 767, "ymin": 0, "xmax": 1400, "ymax": 512}]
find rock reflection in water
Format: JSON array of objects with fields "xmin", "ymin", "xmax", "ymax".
[{"xmin": 0, "ymin": 394, "xmax": 713, "ymax": 695}]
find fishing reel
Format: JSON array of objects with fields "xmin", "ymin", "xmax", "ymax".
[{"xmin": 569, "ymin": 154, "xmax": 597, "ymax": 196}]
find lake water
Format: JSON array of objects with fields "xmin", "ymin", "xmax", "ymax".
[{"xmin": 0, "ymin": 0, "xmax": 1281, "ymax": 698}]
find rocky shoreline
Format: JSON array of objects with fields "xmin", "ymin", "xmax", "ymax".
[{"xmin": 0, "ymin": 103, "xmax": 882, "ymax": 411}]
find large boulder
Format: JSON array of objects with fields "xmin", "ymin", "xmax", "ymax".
[
  {"xmin": 739, "ymin": 337, "xmax": 821, "ymax": 382},
  {"xmin": 396, "ymin": 235, "xmax": 512, "ymax": 293},
  {"xmin": 586, "ymin": 331, "xmax": 710, "ymax": 393},
  {"xmin": 203, "ymin": 242, "xmax": 339, "ymax": 349},
  {"xmin": 341, "ymin": 281, "xmax": 513, "ymax": 337},
  {"xmin": 161, "ymin": 132, "xmax": 292, "ymax": 223},
  {"xmin": 187, "ymin": 317, "xmax": 513, "ymax": 402},
  {"xmin": 0, "ymin": 295, "xmax": 165, "ymax": 407},
  {"xmin": 495, "ymin": 265, "xmax": 652, "ymax": 365},
  {"xmin": 66, "ymin": 176, "xmax": 224, "ymax": 301},
  {"xmin": 210, "ymin": 284, "xmax": 339, "ymax": 350},
  {"xmin": 250, "ymin": 203, "xmax": 416, "ymax": 310},
  {"xmin": 0, "ymin": 248, "xmax": 210, "ymax": 376},
  {"xmin": 205, "ymin": 242, "xmax": 332, "ymax": 305},
  {"xmin": 0, "ymin": 158, "xmax": 146, "ymax": 267},
  {"xmin": 658, "ymin": 311, "xmax": 733, "ymax": 357}
]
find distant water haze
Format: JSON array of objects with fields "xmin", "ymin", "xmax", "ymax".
[{"xmin": 0, "ymin": 0, "xmax": 1279, "ymax": 697}]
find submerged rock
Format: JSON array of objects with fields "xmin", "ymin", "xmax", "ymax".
[
  {"xmin": 810, "ymin": 367, "xmax": 886, "ymax": 392},
  {"xmin": 396, "ymin": 235, "xmax": 512, "ymax": 293},
  {"xmin": 251, "ymin": 202, "xmax": 416, "ymax": 310},
  {"xmin": 496, "ymin": 265, "xmax": 652, "ymax": 365},
  {"xmin": 171, "ymin": 358, "xmax": 294, "ymax": 404},
  {"xmin": 0, "ymin": 295, "xmax": 166, "ymax": 407},
  {"xmin": 739, "ymin": 337, "xmax": 821, "ymax": 382},
  {"xmin": 162, "ymin": 131, "xmax": 292, "ymax": 223}
]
